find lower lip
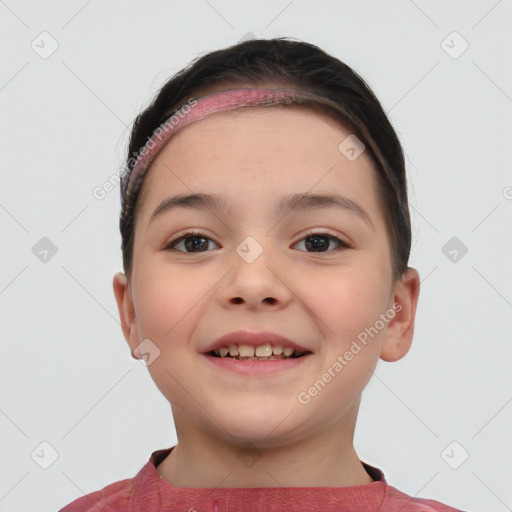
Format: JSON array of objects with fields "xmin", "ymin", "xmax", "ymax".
[{"xmin": 201, "ymin": 353, "xmax": 312, "ymax": 376}]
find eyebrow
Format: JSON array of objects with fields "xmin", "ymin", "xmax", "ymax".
[{"xmin": 149, "ymin": 192, "xmax": 374, "ymax": 229}]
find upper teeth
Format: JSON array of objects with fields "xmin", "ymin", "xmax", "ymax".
[{"xmin": 215, "ymin": 344, "xmax": 300, "ymax": 358}]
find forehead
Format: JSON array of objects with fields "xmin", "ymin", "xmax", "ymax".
[{"xmin": 136, "ymin": 106, "xmax": 380, "ymax": 225}]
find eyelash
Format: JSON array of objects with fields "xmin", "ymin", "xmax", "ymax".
[{"xmin": 164, "ymin": 229, "xmax": 351, "ymax": 253}]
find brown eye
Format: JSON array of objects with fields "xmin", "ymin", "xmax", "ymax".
[
  {"xmin": 294, "ymin": 233, "xmax": 350, "ymax": 253},
  {"xmin": 165, "ymin": 232, "xmax": 219, "ymax": 253}
]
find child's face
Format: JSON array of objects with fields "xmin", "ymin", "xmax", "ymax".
[{"xmin": 115, "ymin": 106, "xmax": 416, "ymax": 448}]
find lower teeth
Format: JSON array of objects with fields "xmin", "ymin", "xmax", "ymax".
[
  {"xmin": 238, "ymin": 356, "xmax": 286, "ymax": 360},
  {"xmin": 217, "ymin": 354, "xmax": 298, "ymax": 360}
]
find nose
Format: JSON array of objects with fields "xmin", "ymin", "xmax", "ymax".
[{"xmin": 216, "ymin": 237, "xmax": 293, "ymax": 311}]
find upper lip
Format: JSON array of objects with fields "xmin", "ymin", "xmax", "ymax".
[{"xmin": 201, "ymin": 330, "xmax": 312, "ymax": 354}]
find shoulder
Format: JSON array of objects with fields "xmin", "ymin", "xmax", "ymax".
[
  {"xmin": 57, "ymin": 448, "xmax": 171, "ymax": 511},
  {"xmin": 58, "ymin": 478, "xmax": 132, "ymax": 512},
  {"xmin": 383, "ymin": 484, "xmax": 465, "ymax": 511}
]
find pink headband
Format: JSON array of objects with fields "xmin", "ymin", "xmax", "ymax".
[{"xmin": 124, "ymin": 87, "xmax": 329, "ymax": 197}]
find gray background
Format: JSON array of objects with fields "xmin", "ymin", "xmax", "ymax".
[{"xmin": 1, "ymin": 1, "xmax": 511, "ymax": 511}]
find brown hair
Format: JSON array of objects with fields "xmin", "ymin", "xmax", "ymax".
[{"xmin": 119, "ymin": 37, "xmax": 412, "ymax": 283}]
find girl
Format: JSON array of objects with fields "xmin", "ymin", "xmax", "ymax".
[{"xmin": 60, "ymin": 37, "xmax": 462, "ymax": 511}]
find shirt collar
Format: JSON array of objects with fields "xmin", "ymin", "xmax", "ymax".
[{"xmin": 131, "ymin": 446, "xmax": 388, "ymax": 512}]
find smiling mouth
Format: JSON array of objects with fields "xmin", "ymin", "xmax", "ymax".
[
  {"xmin": 208, "ymin": 344, "xmax": 311, "ymax": 361},
  {"xmin": 209, "ymin": 351, "xmax": 308, "ymax": 360}
]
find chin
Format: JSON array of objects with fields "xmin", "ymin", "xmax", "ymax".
[{"xmin": 212, "ymin": 406, "xmax": 305, "ymax": 447}]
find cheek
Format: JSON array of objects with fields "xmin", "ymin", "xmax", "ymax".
[
  {"xmin": 314, "ymin": 265, "xmax": 390, "ymax": 335},
  {"xmin": 134, "ymin": 266, "xmax": 204, "ymax": 343},
  {"xmin": 301, "ymin": 270, "xmax": 387, "ymax": 413},
  {"xmin": 132, "ymin": 268, "xmax": 208, "ymax": 405}
]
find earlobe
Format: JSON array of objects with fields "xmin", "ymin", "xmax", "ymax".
[
  {"xmin": 113, "ymin": 272, "xmax": 139, "ymax": 359},
  {"xmin": 380, "ymin": 268, "xmax": 421, "ymax": 362}
]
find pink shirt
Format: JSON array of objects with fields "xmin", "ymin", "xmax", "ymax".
[{"xmin": 59, "ymin": 446, "xmax": 463, "ymax": 511}]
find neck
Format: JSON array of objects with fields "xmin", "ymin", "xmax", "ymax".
[{"xmin": 157, "ymin": 405, "xmax": 374, "ymax": 488}]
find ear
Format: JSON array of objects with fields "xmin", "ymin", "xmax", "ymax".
[
  {"xmin": 113, "ymin": 272, "xmax": 140, "ymax": 360},
  {"xmin": 380, "ymin": 267, "xmax": 421, "ymax": 362}
]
